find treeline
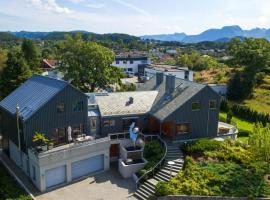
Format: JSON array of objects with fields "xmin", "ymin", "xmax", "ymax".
[{"xmin": 221, "ymin": 100, "xmax": 270, "ymax": 126}]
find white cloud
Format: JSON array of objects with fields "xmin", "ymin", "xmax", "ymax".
[
  {"xmin": 68, "ymin": 0, "xmax": 85, "ymax": 4},
  {"xmin": 87, "ymin": 3, "xmax": 106, "ymax": 9},
  {"xmin": 26, "ymin": 0, "xmax": 73, "ymax": 14}
]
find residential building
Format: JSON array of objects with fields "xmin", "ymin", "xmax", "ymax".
[
  {"xmin": 139, "ymin": 64, "xmax": 193, "ymax": 81},
  {"xmin": 111, "ymin": 55, "xmax": 151, "ymax": 74},
  {"xmin": 40, "ymin": 59, "xmax": 58, "ymax": 71},
  {"xmin": 0, "ymin": 73, "xmax": 220, "ymax": 192}
]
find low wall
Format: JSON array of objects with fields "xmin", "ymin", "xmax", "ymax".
[{"xmin": 158, "ymin": 196, "xmax": 267, "ymax": 200}]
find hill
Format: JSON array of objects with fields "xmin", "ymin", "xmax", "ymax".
[{"xmin": 141, "ymin": 25, "xmax": 270, "ymax": 43}]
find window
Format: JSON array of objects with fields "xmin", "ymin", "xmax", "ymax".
[
  {"xmin": 73, "ymin": 101, "xmax": 83, "ymax": 112},
  {"xmin": 104, "ymin": 120, "xmax": 115, "ymax": 127},
  {"xmin": 209, "ymin": 100, "xmax": 217, "ymax": 109},
  {"xmin": 176, "ymin": 123, "xmax": 191, "ymax": 134},
  {"xmin": 57, "ymin": 103, "xmax": 65, "ymax": 113},
  {"xmin": 123, "ymin": 60, "xmax": 127, "ymax": 64},
  {"xmin": 116, "ymin": 60, "xmax": 119, "ymax": 64},
  {"xmin": 128, "ymin": 68, "xmax": 133, "ymax": 72},
  {"xmin": 192, "ymin": 101, "xmax": 201, "ymax": 111},
  {"xmin": 90, "ymin": 118, "xmax": 97, "ymax": 132},
  {"xmin": 52, "ymin": 128, "xmax": 66, "ymax": 145},
  {"xmin": 130, "ymin": 60, "xmax": 134, "ymax": 64}
]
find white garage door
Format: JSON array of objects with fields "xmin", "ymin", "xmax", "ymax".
[
  {"xmin": 45, "ymin": 165, "xmax": 66, "ymax": 189},
  {"xmin": 71, "ymin": 154, "xmax": 104, "ymax": 180}
]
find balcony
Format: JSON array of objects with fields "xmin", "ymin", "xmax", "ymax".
[{"xmin": 28, "ymin": 137, "xmax": 111, "ymax": 167}]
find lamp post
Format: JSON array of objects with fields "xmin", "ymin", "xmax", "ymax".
[{"xmin": 167, "ymin": 161, "xmax": 175, "ymax": 179}]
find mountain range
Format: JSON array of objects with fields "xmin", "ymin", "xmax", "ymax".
[{"xmin": 141, "ymin": 26, "xmax": 270, "ymax": 43}]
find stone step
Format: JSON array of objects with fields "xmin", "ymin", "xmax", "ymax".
[
  {"xmin": 147, "ymin": 178, "xmax": 159, "ymax": 186},
  {"xmin": 166, "ymin": 152, "xmax": 183, "ymax": 156},
  {"xmin": 160, "ymin": 168, "xmax": 178, "ymax": 176},
  {"xmin": 138, "ymin": 186, "xmax": 154, "ymax": 197},
  {"xmin": 140, "ymin": 184, "xmax": 155, "ymax": 195},
  {"xmin": 155, "ymin": 173, "xmax": 170, "ymax": 182},
  {"xmin": 163, "ymin": 166, "xmax": 180, "ymax": 173},
  {"xmin": 157, "ymin": 171, "xmax": 172, "ymax": 180},
  {"xmin": 144, "ymin": 181, "xmax": 156, "ymax": 191},
  {"xmin": 134, "ymin": 189, "xmax": 149, "ymax": 200}
]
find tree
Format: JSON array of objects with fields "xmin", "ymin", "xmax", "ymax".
[
  {"xmin": 21, "ymin": 39, "xmax": 41, "ymax": 72},
  {"xmin": 0, "ymin": 49, "xmax": 32, "ymax": 98},
  {"xmin": 58, "ymin": 34, "xmax": 123, "ymax": 92},
  {"xmin": 227, "ymin": 72, "xmax": 243, "ymax": 100},
  {"xmin": 248, "ymin": 124, "xmax": 270, "ymax": 162}
]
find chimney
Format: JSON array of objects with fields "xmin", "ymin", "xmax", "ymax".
[
  {"xmin": 165, "ymin": 74, "xmax": 176, "ymax": 93},
  {"xmin": 156, "ymin": 72, "xmax": 164, "ymax": 86}
]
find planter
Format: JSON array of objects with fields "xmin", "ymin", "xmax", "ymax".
[
  {"xmin": 41, "ymin": 145, "xmax": 48, "ymax": 151},
  {"xmin": 118, "ymin": 158, "xmax": 147, "ymax": 178},
  {"xmin": 48, "ymin": 143, "xmax": 54, "ymax": 150}
]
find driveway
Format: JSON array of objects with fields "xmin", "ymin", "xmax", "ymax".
[{"xmin": 36, "ymin": 163, "xmax": 136, "ymax": 200}]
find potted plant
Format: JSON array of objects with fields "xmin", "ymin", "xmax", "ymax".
[{"xmin": 32, "ymin": 132, "xmax": 49, "ymax": 151}]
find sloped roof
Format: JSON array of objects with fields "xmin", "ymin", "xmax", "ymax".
[
  {"xmin": 0, "ymin": 75, "xmax": 68, "ymax": 121},
  {"xmin": 95, "ymin": 91, "xmax": 158, "ymax": 117},
  {"xmin": 137, "ymin": 75, "xmax": 206, "ymax": 121}
]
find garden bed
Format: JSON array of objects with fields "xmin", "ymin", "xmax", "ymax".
[
  {"xmin": 0, "ymin": 163, "xmax": 31, "ymax": 200},
  {"xmin": 156, "ymin": 139, "xmax": 270, "ymax": 198}
]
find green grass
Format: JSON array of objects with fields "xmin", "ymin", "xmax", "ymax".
[
  {"xmin": 243, "ymin": 75, "xmax": 270, "ymax": 115},
  {"xmin": 0, "ymin": 163, "xmax": 32, "ymax": 200},
  {"xmin": 219, "ymin": 112, "xmax": 255, "ymax": 142}
]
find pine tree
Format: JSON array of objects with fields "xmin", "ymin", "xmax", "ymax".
[{"xmin": 227, "ymin": 72, "xmax": 243, "ymax": 101}]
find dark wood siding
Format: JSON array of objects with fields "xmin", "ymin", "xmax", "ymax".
[
  {"xmin": 24, "ymin": 85, "xmax": 88, "ymax": 148},
  {"xmin": 165, "ymin": 86, "xmax": 220, "ymax": 140}
]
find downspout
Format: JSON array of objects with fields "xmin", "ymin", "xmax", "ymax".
[{"xmin": 207, "ymin": 107, "xmax": 210, "ymax": 137}]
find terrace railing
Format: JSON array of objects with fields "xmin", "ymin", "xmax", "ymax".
[{"xmin": 135, "ymin": 133, "xmax": 167, "ymax": 189}]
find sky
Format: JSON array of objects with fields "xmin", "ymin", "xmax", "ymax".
[{"xmin": 0, "ymin": 0, "xmax": 270, "ymax": 36}]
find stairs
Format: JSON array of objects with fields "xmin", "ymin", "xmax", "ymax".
[{"xmin": 134, "ymin": 142, "xmax": 184, "ymax": 200}]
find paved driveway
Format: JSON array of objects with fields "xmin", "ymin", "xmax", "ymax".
[{"xmin": 36, "ymin": 164, "xmax": 136, "ymax": 200}]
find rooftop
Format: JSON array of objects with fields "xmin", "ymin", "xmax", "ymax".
[
  {"xmin": 95, "ymin": 91, "xmax": 158, "ymax": 116},
  {"xmin": 147, "ymin": 64, "xmax": 189, "ymax": 72},
  {"xmin": 0, "ymin": 75, "xmax": 68, "ymax": 121}
]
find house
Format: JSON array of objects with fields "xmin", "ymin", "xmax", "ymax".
[
  {"xmin": 112, "ymin": 55, "xmax": 151, "ymax": 75},
  {"xmin": 41, "ymin": 59, "xmax": 58, "ymax": 71},
  {"xmin": 139, "ymin": 64, "xmax": 193, "ymax": 81},
  {"xmin": 0, "ymin": 73, "xmax": 220, "ymax": 192},
  {"xmin": 0, "ymin": 75, "xmax": 110, "ymax": 192},
  {"xmin": 137, "ymin": 73, "xmax": 220, "ymax": 140}
]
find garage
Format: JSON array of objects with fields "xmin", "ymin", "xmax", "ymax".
[
  {"xmin": 71, "ymin": 154, "xmax": 104, "ymax": 180},
  {"xmin": 45, "ymin": 165, "xmax": 66, "ymax": 189}
]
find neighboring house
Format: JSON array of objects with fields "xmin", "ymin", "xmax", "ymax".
[
  {"xmin": 41, "ymin": 59, "xmax": 58, "ymax": 71},
  {"xmin": 0, "ymin": 75, "xmax": 110, "ymax": 192},
  {"xmin": 140, "ymin": 64, "xmax": 193, "ymax": 81},
  {"xmin": 0, "ymin": 73, "xmax": 220, "ymax": 192},
  {"xmin": 209, "ymin": 84, "xmax": 228, "ymax": 96},
  {"xmin": 112, "ymin": 55, "xmax": 151, "ymax": 74}
]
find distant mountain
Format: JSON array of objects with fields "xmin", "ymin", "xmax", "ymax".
[
  {"xmin": 141, "ymin": 32, "xmax": 186, "ymax": 42},
  {"xmin": 141, "ymin": 26, "xmax": 270, "ymax": 43},
  {"xmin": 12, "ymin": 31, "xmax": 50, "ymax": 39}
]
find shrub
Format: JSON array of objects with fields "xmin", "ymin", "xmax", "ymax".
[{"xmin": 182, "ymin": 139, "xmax": 222, "ymax": 154}]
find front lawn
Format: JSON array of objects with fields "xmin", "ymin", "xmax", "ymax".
[
  {"xmin": 0, "ymin": 163, "xmax": 32, "ymax": 200},
  {"xmin": 156, "ymin": 139, "xmax": 270, "ymax": 198},
  {"xmin": 219, "ymin": 112, "xmax": 254, "ymax": 142}
]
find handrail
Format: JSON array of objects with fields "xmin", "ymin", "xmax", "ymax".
[{"xmin": 135, "ymin": 133, "xmax": 167, "ymax": 189}]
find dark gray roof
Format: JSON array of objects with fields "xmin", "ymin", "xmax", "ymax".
[
  {"xmin": 0, "ymin": 75, "xmax": 68, "ymax": 121},
  {"xmin": 137, "ymin": 75, "xmax": 206, "ymax": 121}
]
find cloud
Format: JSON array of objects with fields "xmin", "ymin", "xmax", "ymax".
[
  {"xmin": 112, "ymin": 0, "xmax": 150, "ymax": 16},
  {"xmin": 68, "ymin": 0, "xmax": 85, "ymax": 4},
  {"xmin": 26, "ymin": 0, "xmax": 73, "ymax": 14},
  {"xmin": 87, "ymin": 3, "xmax": 106, "ymax": 9}
]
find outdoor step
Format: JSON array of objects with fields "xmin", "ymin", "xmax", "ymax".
[
  {"xmin": 166, "ymin": 152, "xmax": 183, "ymax": 156},
  {"xmin": 154, "ymin": 175, "xmax": 166, "ymax": 182},
  {"xmin": 163, "ymin": 166, "xmax": 180, "ymax": 173},
  {"xmin": 147, "ymin": 178, "xmax": 159, "ymax": 186},
  {"xmin": 144, "ymin": 181, "xmax": 156, "ymax": 191},
  {"xmin": 141, "ymin": 184, "xmax": 156, "ymax": 195},
  {"xmin": 155, "ymin": 173, "xmax": 170, "ymax": 182},
  {"xmin": 157, "ymin": 171, "xmax": 172, "ymax": 180},
  {"xmin": 135, "ymin": 189, "xmax": 150, "ymax": 200},
  {"xmin": 164, "ymin": 164, "xmax": 182, "ymax": 170},
  {"xmin": 160, "ymin": 168, "xmax": 178, "ymax": 176},
  {"xmin": 138, "ymin": 186, "xmax": 154, "ymax": 197}
]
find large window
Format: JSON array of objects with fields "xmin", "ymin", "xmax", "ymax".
[
  {"xmin": 176, "ymin": 123, "xmax": 191, "ymax": 134},
  {"xmin": 130, "ymin": 60, "xmax": 134, "ymax": 64},
  {"xmin": 73, "ymin": 101, "xmax": 83, "ymax": 112},
  {"xmin": 209, "ymin": 100, "xmax": 217, "ymax": 109},
  {"xmin": 52, "ymin": 128, "xmax": 66, "ymax": 145},
  {"xmin": 128, "ymin": 68, "xmax": 133, "ymax": 72},
  {"xmin": 57, "ymin": 103, "xmax": 65, "ymax": 113},
  {"xmin": 192, "ymin": 101, "xmax": 201, "ymax": 111},
  {"xmin": 104, "ymin": 120, "xmax": 115, "ymax": 127}
]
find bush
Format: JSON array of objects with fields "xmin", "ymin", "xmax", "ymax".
[{"xmin": 182, "ymin": 139, "xmax": 222, "ymax": 154}]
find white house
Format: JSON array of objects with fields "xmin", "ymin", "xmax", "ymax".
[
  {"xmin": 144, "ymin": 64, "xmax": 193, "ymax": 81},
  {"xmin": 112, "ymin": 56, "xmax": 151, "ymax": 74}
]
